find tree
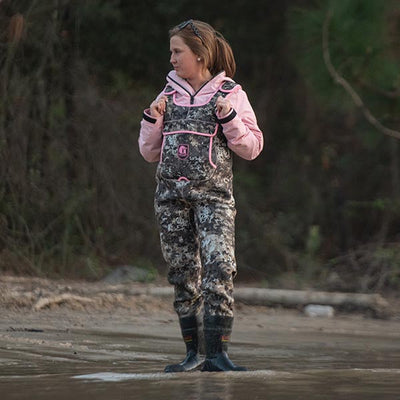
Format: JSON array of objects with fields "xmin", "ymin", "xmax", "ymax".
[{"xmin": 288, "ymin": 0, "xmax": 400, "ymax": 290}]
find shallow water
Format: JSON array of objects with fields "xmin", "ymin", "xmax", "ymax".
[{"xmin": 1, "ymin": 322, "xmax": 400, "ymax": 399}]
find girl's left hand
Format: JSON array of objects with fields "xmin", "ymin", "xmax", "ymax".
[{"xmin": 216, "ymin": 96, "xmax": 232, "ymax": 117}]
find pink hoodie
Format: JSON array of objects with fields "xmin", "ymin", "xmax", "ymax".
[{"xmin": 139, "ymin": 71, "xmax": 263, "ymax": 163}]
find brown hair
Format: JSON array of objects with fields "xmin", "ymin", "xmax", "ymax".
[{"xmin": 169, "ymin": 20, "xmax": 236, "ymax": 78}]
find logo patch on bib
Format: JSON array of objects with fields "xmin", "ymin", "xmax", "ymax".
[{"xmin": 177, "ymin": 144, "xmax": 189, "ymax": 160}]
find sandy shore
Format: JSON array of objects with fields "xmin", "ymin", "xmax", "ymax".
[{"xmin": 1, "ymin": 275, "xmax": 400, "ymax": 352}]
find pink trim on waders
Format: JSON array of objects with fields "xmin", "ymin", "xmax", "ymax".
[
  {"xmin": 217, "ymin": 81, "xmax": 242, "ymax": 93},
  {"xmin": 162, "ymin": 125, "xmax": 218, "ymax": 138},
  {"xmin": 163, "ymin": 88, "xmax": 176, "ymax": 96},
  {"xmin": 161, "ymin": 124, "xmax": 219, "ymax": 167},
  {"xmin": 209, "ymin": 136, "xmax": 217, "ymax": 169},
  {"xmin": 160, "ymin": 135, "xmax": 166, "ymax": 163}
]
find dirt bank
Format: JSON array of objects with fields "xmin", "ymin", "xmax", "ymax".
[{"xmin": 1, "ymin": 274, "xmax": 400, "ymax": 340}]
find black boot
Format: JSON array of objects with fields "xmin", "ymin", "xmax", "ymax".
[
  {"xmin": 202, "ymin": 315, "xmax": 247, "ymax": 372},
  {"xmin": 164, "ymin": 315, "xmax": 203, "ymax": 373}
]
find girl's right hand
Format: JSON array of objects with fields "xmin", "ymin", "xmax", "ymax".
[{"xmin": 150, "ymin": 96, "xmax": 167, "ymax": 117}]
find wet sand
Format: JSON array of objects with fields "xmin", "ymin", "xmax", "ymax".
[{"xmin": 1, "ymin": 276, "xmax": 400, "ymax": 399}]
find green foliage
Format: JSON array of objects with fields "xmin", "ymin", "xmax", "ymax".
[
  {"xmin": 132, "ymin": 257, "xmax": 159, "ymax": 283},
  {"xmin": 289, "ymin": 0, "xmax": 400, "ymax": 118},
  {"xmin": 306, "ymin": 225, "xmax": 321, "ymax": 255}
]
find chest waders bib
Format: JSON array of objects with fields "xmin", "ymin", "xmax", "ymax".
[
  {"xmin": 155, "ymin": 80, "xmax": 246, "ymax": 371},
  {"xmin": 155, "ymin": 79, "xmax": 238, "ymax": 324},
  {"xmin": 158, "ymin": 81, "xmax": 238, "ymax": 183}
]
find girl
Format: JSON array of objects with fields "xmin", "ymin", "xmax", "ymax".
[{"xmin": 139, "ymin": 19, "xmax": 263, "ymax": 372}]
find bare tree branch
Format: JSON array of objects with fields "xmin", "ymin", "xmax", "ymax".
[
  {"xmin": 322, "ymin": 9, "xmax": 400, "ymax": 140},
  {"xmin": 358, "ymin": 78, "xmax": 400, "ymax": 99}
]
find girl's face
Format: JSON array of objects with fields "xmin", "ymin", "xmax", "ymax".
[{"xmin": 170, "ymin": 35, "xmax": 201, "ymax": 80}]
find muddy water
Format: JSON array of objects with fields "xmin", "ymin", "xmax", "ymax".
[{"xmin": 1, "ymin": 317, "xmax": 400, "ymax": 400}]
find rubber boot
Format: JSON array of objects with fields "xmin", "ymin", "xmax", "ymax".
[
  {"xmin": 202, "ymin": 315, "xmax": 247, "ymax": 372},
  {"xmin": 164, "ymin": 315, "xmax": 203, "ymax": 373}
]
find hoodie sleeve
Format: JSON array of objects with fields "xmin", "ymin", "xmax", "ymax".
[
  {"xmin": 138, "ymin": 94, "xmax": 164, "ymax": 163},
  {"xmin": 216, "ymin": 88, "xmax": 264, "ymax": 160}
]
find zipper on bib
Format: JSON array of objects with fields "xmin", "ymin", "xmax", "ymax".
[{"xmin": 168, "ymin": 74, "xmax": 213, "ymax": 105}]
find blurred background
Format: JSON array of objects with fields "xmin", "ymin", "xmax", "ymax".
[{"xmin": 1, "ymin": 0, "xmax": 399, "ymax": 293}]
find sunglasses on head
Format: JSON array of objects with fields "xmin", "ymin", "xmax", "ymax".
[{"xmin": 177, "ymin": 19, "xmax": 204, "ymax": 44}]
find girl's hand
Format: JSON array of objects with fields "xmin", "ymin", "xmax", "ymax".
[
  {"xmin": 150, "ymin": 96, "xmax": 168, "ymax": 117},
  {"xmin": 216, "ymin": 96, "xmax": 232, "ymax": 118}
]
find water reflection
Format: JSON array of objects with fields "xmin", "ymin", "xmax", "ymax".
[
  {"xmin": 154, "ymin": 373, "xmax": 235, "ymax": 400},
  {"xmin": 196, "ymin": 375, "xmax": 233, "ymax": 400},
  {"xmin": 2, "ymin": 319, "xmax": 400, "ymax": 400},
  {"xmin": 75, "ymin": 371, "xmax": 239, "ymax": 400}
]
